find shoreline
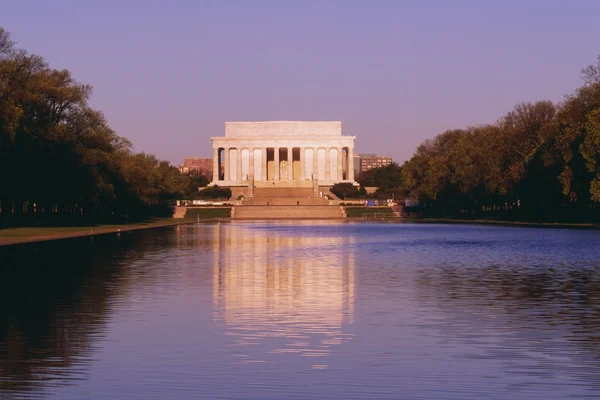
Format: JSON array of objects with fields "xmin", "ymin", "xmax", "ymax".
[
  {"xmin": 2, "ymin": 216, "xmax": 598, "ymax": 247},
  {"xmin": 348, "ymin": 217, "xmax": 600, "ymax": 229},
  {"xmin": 0, "ymin": 219, "xmax": 222, "ymax": 247}
]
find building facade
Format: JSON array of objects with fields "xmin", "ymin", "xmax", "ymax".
[
  {"xmin": 358, "ymin": 154, "xmax": 393, "ymax": 174},
  {"xmin": 211, "ymin": 121, "xmax": 356, "ymax": 186},
  {"xmin": 353, "ymin": 153, "xmax": 376, "ymax": 177},
  {"xmin": 179, "ymin": 157, "xmax": 213, "ymax": 176}
]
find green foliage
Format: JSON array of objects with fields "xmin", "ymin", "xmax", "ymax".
[
  {"xmin": 400, "ymin": 56, "xmax": 600, "ymax": 222},
  {"xmin": 0, "ymin": 27, "xmax": 187, "ymax": 226},
  {"xmin": 330, "ymin": 182, "xmax": 359, "ymax": 199},
  {"xmin": 186, "ymin": 171, "xmax": 210, "ymax": 197},
  {"xmin": 199, "ymin": 185, "xmax": 232, "ymax": 199},
  {"xmin": 357, "ymin": 163, "xmax": 403, "ymax": 190}
]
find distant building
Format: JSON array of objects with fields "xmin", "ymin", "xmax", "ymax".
[
  {"xmin": 179, "ymin": 157, "xmax": 213, "ymax": 177},
  {"xmin": 354, "ymin": 153, "xmax": 393, "ymax": 175}
]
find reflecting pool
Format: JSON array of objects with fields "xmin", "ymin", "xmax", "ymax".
[{"xmin": 1, "ymin": 222, "xmax": 599, "ymax": 399}]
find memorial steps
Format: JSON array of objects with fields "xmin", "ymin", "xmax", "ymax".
[
  {"xmin": 242, "ymin": 198, "xmax": 329, "ymax": 206},
  {"xmin": 172, "ymin": 206, "xmax": 187, "ymax": 218},
  {"xmin": 232, "ymin": 187, "xmax": 345, "ymax": 220},
  {"xmin": 252, "ymin": 187, "xmax": 314, "ymax": 198}
]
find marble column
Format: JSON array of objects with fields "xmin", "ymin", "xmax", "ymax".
[
  {"xmin": 348, "ymin": 146, "xmax": 354, "ymax": 182},
  {"xmin": 337, "ymin": 147, "xmax": 343, "ymax": 182},
  {"xmin": 274, "ymin": 147, "xmax": 280, "ymax": 180},
  {"xmin": 223, "ymin": 147, "xmax": 230, "ymax": 182},
  {"xmin": 249, "ymin": 147, "xmax": 254, "ymax": 180},
  {"xmin": 287, "ymin": 147, "xmax": 293, "ymax": 180},
  {"xmin": 313, "ymin": 147, "xmax": 318, "ymax": 181},
  {"xmin": 212, "ymin": 147, "xmax": 219, "ymax": 182},
  {"xmin": 236, "ymin": 148, "xmax": 242, "ymax": 183},
  {"xmin": 262, "ymin": 147, "xmax": 267, "ymax": 180},
  {"xmin": 325, "ymin": 147, "xmax": 331, "ymax": 181},
  {"xmin": 300, "ymin": 148, "xmax": 305, "ymax": 180}
]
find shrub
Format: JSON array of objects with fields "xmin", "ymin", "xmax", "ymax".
[
  {"xmin": 199, "ymin": 185, "xmax": 232, "ymax": 199},
  {"xmin": 331, "ymin": 182, "xmax": 359, "ymax": 199}
]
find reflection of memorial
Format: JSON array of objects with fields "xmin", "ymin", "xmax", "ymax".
[{"xmin": 212, "ymin": 223, "xmax": 355, "ymax": 367}]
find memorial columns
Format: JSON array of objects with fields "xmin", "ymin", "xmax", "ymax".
[
  {"xmin": 274, "ymin": 147, "xmax": 280, "ymax": 180},
  {"xmin": 348, "ymin": 146, "xmax": 354, "ymax": 182},
  {"xmin": 325, "ymin": 147, "xmax": 331, "ymax": 181},
  {"xmin": 313, "ymin": 147, "xmax": 318, "ymax": 180},
  {"xmin": 236, "ymin": 148, "xmax": 242, "ymax": 183},
  {"xmin": 300, "ymin": 148, "xmax": 305, "ymax": 180},
  {"xmin": 212, "ymin": 147, "xmax": 219, "ymax": 182},
  {"xmin": 262, "ymin": 147, "xmax": 267, "ymax": 180},
  {"xmin": 337, "ymin": 147, "xmax": 343, "ymax": 182},
  {"xmin": 249, "ymin": 147, "xmax": 254, "ymax": 180},
  {"xmin": 287, "ymin": 147, "xmax": 293, "ymax": 180},
  {"xmin": 223, "ymin": 147, "xmax": 230, "ymax": 182}
]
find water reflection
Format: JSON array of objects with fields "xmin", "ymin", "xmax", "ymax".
[
  {"xmin": 414, "ymin": 263, "xmax": 600, "ymax": 389},
  {"xmin": 0, "ymin": 229, "xmax": 183, "ymax": 399},
  {"xmin": 211, "ymin": 222, "xmax": 355, "ymax": 368},
  {"xmin": 1, "ymin": 223, "xmax": 600, "ymax": 399}
]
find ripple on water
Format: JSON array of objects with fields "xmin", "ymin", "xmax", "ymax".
[{"xmin": 0, "ymin": 222, "xmax": 599, "ymax": 399}]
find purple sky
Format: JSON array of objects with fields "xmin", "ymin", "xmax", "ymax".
[{"xmin": 2, "ymin": 0, "xmax": 599, "ymax": 165}]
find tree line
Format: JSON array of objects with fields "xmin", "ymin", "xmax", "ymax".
[
  {"xmin": 355, "ymin": 56, "xmax": 600, "ymax": 222},
  {"xmin": 0, "ymin": 27, "xmax": 189, "ymax": 227}
]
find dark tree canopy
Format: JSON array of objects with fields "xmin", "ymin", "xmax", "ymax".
[
  {"xmin": 198, "ymin": 186, "xmax": 232, "ymax": 200},
  {"xmin": 331, "ymin": 182, "xmax": 360, "ymax": 199},
  {"xmin": 399, "ymin": 56, "xmax": 600, "ymax": 222},
  {"xmin": 357, "ymin": 163, "xmax": 403, "ymax": 190},
  {"xmin": 186, "ymin": 171, "xmax": 210, "ymax": 197},
  {"xmin": 0, "ymin": 27, "xmax": 188, "ymax": 226}
]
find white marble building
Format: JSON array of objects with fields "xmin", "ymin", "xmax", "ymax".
[{"xmin": 211, "ymin": 121, "xmax": 356, "ymax": 186}]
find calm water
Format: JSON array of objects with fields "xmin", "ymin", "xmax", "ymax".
[{"xmin": 1, "ymin": 222, "xmax": 600, "ymax": 399}]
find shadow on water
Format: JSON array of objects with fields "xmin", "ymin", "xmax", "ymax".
[{"xmin": 0, "ymin": 228, "xmax": 177, "ymax": 398}]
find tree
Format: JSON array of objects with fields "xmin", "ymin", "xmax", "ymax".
[
  {"xmin": 185, "ymin": 171, "xmax": 210, "ymax": 197},
  {"xmin": 0, "ymin": 27, "xmax": 188, "ymax": 226},
  {"xmin": 357, "ymin": 163, "xmax": 403, "ymax": 190},
  {"xmin": 582, "ymin": 55, "xmax": 600, "ymax": 86},
  {"xmin": 330, "ymin": 182, "xmax": 359, "ymax": 199},
  {"xmin": 580, "ymin": 110, "xmax": 600, "ymax": 201},
  {"xmin": 199, "ymin": 185, "xmax": 231, "ymax": 199}
]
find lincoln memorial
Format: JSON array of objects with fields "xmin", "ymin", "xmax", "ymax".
[{"xmin": 211, "ymin": 121, "xmax": 356, "ymax": 187}]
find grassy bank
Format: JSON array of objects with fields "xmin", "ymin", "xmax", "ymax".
[
  {"xmin": 0, "ymin": 218, "xmax": 194, "ymax": 246},
  {"xmin": 0, "ymin": 207, "xmax": 233, "ymax": 246}
]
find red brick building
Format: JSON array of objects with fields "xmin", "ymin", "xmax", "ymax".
[
  {"xmin": 179, "ymin": 158, "xmax": 213, "ymax": 177},
  {"xmin": 359, "ymin": 155, "xmax": 392, "ymax": 173}
]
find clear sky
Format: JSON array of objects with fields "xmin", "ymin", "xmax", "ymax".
[{"xmin": 2, "ymin": 0, "xmax": 599, "ymax": 164}]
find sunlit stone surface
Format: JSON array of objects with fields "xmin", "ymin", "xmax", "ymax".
[{"xmin": 211, "ymin": 121, "xmax": 356, "ymax": 186}]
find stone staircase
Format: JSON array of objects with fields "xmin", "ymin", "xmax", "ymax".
[
  {"xmin": 172, "ymin": 206, "xmax": 187, "ymax": 219},
  {"xmin": 254, "ymin": 187, "xmax": 314, "ymax": 198},
  {"xmin": 233, "ymin": 187, "xmax": 344, "ymax": 220}
]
